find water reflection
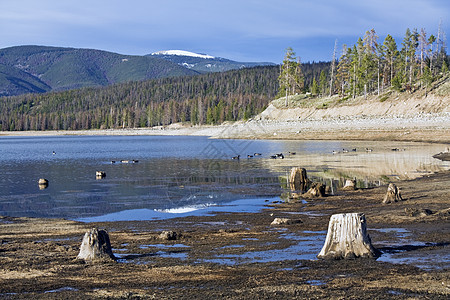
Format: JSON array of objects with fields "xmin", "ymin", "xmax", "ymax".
[
  {"xmin": 0, "ymin": 136, "xmax": 448, "ymax": 220},
  {"xmin": 263, "ymin": 140, "xmax": 449, "ymax": 185}
]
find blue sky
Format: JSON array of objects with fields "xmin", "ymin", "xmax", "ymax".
[{"xmin": 1, "ymin": 0, "xmax": 449, "ymax": 63}]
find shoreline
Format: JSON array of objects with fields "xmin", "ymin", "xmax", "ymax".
[
  {"xmin": 1, "ymin": 113, "xmax": 449, "ymax": 143},
  {"xmin": 1, "ymin": 171, "xmax": 449, "ymax": 298}
]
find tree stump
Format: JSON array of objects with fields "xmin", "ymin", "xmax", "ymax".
[
  {"xmin": 38, "ymin": 178, "xmax": 49, "ymax": 189},
  {"xmin": 159, "ymin": 230, "xmax": 179, "ymax": 240},
  {"xmin": 304, "ymin": 182, "xmax": 326, "ymax": 197},
  {"xmin": 342, "ymin": 179, "xmax": 356, "ymax": 191},
  {"xmin": 96, "ymin": 171, "xmax": 106, "ymax": 179},
  {"xmin": 77, "ymin": 228, "xmax": 115, "ymax": 261},
  {"xmin": 317, "ymin": 213, "xmax": 380, "ymax": 259},
  {"xmin": 289, "ymin": 167, "xmax": 309, "ymax": 192},
  {"xmin": 383, "ymin": 183, "xmax": 403, "ymax": 204}
]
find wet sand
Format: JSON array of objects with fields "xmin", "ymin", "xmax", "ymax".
[{"xmin": 1, "ymin": 170, "xmax": 449, "ymax": 299}]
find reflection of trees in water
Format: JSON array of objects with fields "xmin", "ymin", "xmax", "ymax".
[{"xmin": 145, "ymin": 158, "xmax": 283, "ymax": 208}]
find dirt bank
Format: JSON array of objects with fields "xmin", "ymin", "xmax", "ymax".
[
  {"xmin": 1, "ymin": 171, "xmax": 449, "ymax": 299},
  {"xmin": 215, "ymin": 81, "xmax": 450, "ymax": 143}
]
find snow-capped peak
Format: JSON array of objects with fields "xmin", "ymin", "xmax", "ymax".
[{"xmin": 152, "ymin": 50, "xmax": 214, "ymax": 59}]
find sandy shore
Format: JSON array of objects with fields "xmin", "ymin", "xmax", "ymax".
[
  {"xmin": 1, "ymin": 113, "xmax": 449, "ymax": 143},
  {"xmin": 0, "ymin": 171, "xmax": 449, "ymax": 299}
]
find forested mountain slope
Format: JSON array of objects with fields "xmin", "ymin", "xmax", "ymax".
[
  {"xmin": 0, "ymin": 60, "xmax": 334, "ymax": 131},
  {"xmin": 0, "ymin": 46, "xmax": 279, "ymax": 97},
  {"xmin": 0, "ymin": 66, "xmax": 278, "ymax": 130},
  {"xmin": 0, "ymin": 46, "xmax": 199, "ymax": 96}
]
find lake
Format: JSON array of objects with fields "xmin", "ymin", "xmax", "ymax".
[{"xmin": 0, "ymin": 135, "xmax": 448, "ymax": 221}]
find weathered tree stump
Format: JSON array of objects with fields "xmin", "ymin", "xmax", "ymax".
[
  {"xmin": 96, "ymin": 171, "xmax": 106, "ymax": 179},
  {"xmin": 77, "ymin": 228, "xmax": 115, "ymax": 261},
  {"xmin": 342, "ymin": 179, "xmax": 356, "ymax": 191},
  {"xmin": 38, "ymin": 178, "xmax": 49, "ymax": 189},
  {"xmin": 317, "ymin": 213, "xmax": 380, "ymax": 259},
  {"xmin": 289, "ymin": 167, "xmax": 309, "ymax": 192},
  {"xmin": 304, "ymin": 182, "xmax": 326, "ymax": 197},
  {"xmin": 383, "ymin": 183, "xmax": 403, "ymax": 204},
  {"xmin": 159, "ymin": 230, "xmax": 179, "ymax": 240}
]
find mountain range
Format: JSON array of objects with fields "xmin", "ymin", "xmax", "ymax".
[
  {"xmin": 0, "ymin": 46, "xmax": 275, "ymax": 97},
  {"xmin": 150, "ymin": 50, "xmax": 274, "ymax": 73}
]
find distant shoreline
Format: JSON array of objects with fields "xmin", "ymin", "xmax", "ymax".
[{"xmin": 1, "ymin": 113, "xmax": 449, "ymax": 144}]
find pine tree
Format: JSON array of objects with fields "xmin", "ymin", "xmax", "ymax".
[
  {"xmin": 319, "ymin": 70, "xmax": 327, "ymax": 96},
  {"xmin": 428, "ymin": 34, "xmax": 436, "ymax": 74},
  {"xmin": 383, "ymin": 34, "xmax": 398, "ymax": 87},
  {"xmin": 279, "ymin": 47, "xmax": 297, "ymax": 106},
  {"xmin": 442, "ymin": 59, "xmax": 449, "ymax": 74},
  {"xmin": 311, "ymin": 77, "xmax": 319, "ymax": 96},
  {"xmin": 336, "ymin": 45, "xmax": 350, "ymax": 97}
]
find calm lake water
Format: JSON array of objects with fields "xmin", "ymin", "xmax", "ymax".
[{"xmin": 0, "ymin": 135, "xmax": 448, "ymax": 221}]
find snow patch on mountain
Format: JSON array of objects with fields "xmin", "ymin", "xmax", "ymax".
[{"xmin": 152, "ymin": 50, "xmax": 215, "ymax": 59}]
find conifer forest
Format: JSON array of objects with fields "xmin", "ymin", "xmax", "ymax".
[{"xmin": 0, "ymin": 27, "xmax": 448, "ymax": 131}]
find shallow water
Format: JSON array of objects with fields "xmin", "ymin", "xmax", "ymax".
[
  {"xmin": 371, "ymin": 228, "xmax": 450, "ymax": 270},
  {"xmin": 0, "ymin": 135, "xmax": 448, "ymax": 220},
  {"xmin": 201, "ymin": 231, "xmax": 327, "ymax": 265}
]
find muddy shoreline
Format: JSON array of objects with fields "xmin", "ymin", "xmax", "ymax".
[{"xmin": 1, "ymin": 170, "xmax": 449, "ymax": 299}]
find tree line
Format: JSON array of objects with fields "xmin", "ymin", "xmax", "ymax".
[
  {"xmin": 0, "ymin": 62, "xmax": 334, "ymax": 131},
  {"xmin": 279, "ymin": 26, "xmax": 449, "ymax": 101},
  {"xmin": 0, "ymin": 66, "xmax": 271, "ymax": 131}
]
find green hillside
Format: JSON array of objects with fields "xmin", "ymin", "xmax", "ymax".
[
  {"xmin": 0, "ymin": 64, "xmax": 51, "ymax": 96},
  {"xmin": 0, "ymin": 46, "xmax": 199, "ymax": 94}
]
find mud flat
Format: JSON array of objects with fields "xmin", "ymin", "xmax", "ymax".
[{"xmin": 1, "ymin": 170, "xmax": 449, "ymax": 299}]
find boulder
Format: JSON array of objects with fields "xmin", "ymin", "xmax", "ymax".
[
  {"xmin": 318, "ymin": 213, "xmax": 380, "ymax": 260},
  {"xmin": 77, "ymin": 228, "xmax": 115, "ymax": 261}
]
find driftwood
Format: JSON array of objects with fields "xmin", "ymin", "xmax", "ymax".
[
  {"xmin": 77, "ymin": 228, "xmax": 115, "ymax": 261},
  {"xmin": 270, "ymin": 218, "xmax": 302, "ymax": 225},
  {"xmin": 432, "ymin": 151, "xmax": 450, "ymax": 161},
  {"xmin": 405, "ymin": 208, "xmax": 433, "ymax": 217},
  {"xmin": 317, "ymin": 213, "xmax": 380, "ymax": 259},
  {"xmin": 383, "ymin": 183, "xmax": 403, "ymax": 204},
  {"xmin": 342, "ymin": 179, "xmax": 356, "ymax": 191},
  {"xmin": 289, "ymin": 167, "xmax": 309, "ymax": 192}
]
